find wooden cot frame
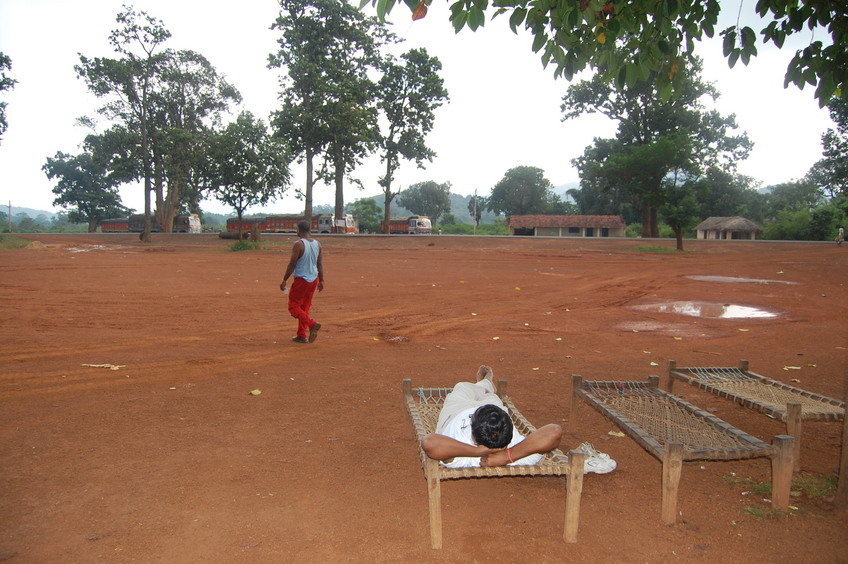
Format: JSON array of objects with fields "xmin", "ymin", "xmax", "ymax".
[
  {"xmin": 570, "ymin": 375, "xmax": 795, "ymax": 525},
  {"xmin": 402, "ymin": 378, "xmax": 585, "ymax": 549},
  {"xmin": 667, "ymin": 359, "xmax": 845, "ymax": 472}
]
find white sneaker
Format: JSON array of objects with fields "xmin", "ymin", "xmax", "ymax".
[{"xmin": 575, "ymin": 442, "xmax": 617, "ymax": 474}]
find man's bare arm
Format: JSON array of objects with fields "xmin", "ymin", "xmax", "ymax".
[
  {"xmin": 280, "ymin": 240, "xmax": 304, "ymax": 291},
  {"xmin": 421, "ymin": 433, "xmax": 500, "ymax": 462},
  {"xmin": 480, "ymin": 424, "xmax": 563, "ymax": 467}
]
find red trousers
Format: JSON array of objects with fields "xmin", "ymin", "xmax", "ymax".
[{"xmin": 288, "ymin": 277, "xmax": 319, "ymax": 339}]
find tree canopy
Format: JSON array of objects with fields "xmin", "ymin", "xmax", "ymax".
[
  {"xmin": 397, "ymin": 180, "xmax": 452, "ymax": 225},
  {"xmin": 271, "ymin": 0, "xmax": 391, "ymax": 227},
  {"xmin": 565, "ymin": 56, "xmax": 751, "ymax": 237},
  {"xmin": 0, "ymin": 52, "xmax": 16, "ymax": 144},
  {"xmin": 367, "ymin": 0, "xmax": 847, "ymax": 106},
  {"xmin": 809, "ymin": 98, "xmax": 848, "ymax": 198},
  {"xmin": 43, "ymin": 151, "xmax": 131, "ymax": 232},
  {"xmin": 376, "ymin": 47, "xmax": 449, "ymax": 232},
  {"xmin": 204, "ymin": 112, "xmax": 292, "ymax": 235},
  {"xmin": 487, "ymin": 165, "xmax": 556, "ymax": 216},
  {"xmin": 76, "ymin": 7, "xmax": 240, "ymax": 240}
]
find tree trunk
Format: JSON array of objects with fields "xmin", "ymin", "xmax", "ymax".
[
  {"xmin": 88, "ymin": 218, "xmax": 98, "ymax": 233},
  {"xmin": 334, "ymin": 154, "xmax": 345, "ymax": 234},
  {"xmin": 640, "ymin": 206, "xmax": 651, "ymax": 238},
  {"xmin": 650, "ymin": 207, "xmax": 659, "ymax": 238},
  {"xmin": 304, "ymin": 147, "xmax": 314, "ymax": 221},
  {"xmin": 157, "ymin": 175, "xmax": 181, "ymax": 234},
  {"xmin": 674, "ymin": 227, "xmax": 684, "ymax": 251},
  {"xmin": 382, "ymin": 157, "xmax": 394, "ymax": 234},
  {"xmin": 139, "ymin": 86, "xmax": 152, "ymax": 243},
  {"xmin": 383, "ymin": 192, "xmax": 393, "ymax": 234}
]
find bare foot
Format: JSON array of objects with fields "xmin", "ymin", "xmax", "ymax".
[{"xmin": 475, "ymin": 365, "xmax": 496, "ymax": 392}]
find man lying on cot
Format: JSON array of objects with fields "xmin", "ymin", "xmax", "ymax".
[{"xmin": 421, "ymin": 366, "xmax": 563, "ymax": 468}]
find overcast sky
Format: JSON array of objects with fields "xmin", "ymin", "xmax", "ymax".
[{"xmin": 0, "ymin": 0, "xmax": 836, "ymax": 217}]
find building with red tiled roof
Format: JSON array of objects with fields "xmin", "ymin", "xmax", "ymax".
[{"xmin": 507, "ymin": 215, "xmax": 627, "ymax": 237}]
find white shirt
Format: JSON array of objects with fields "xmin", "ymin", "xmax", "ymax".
[{"xmin": 439, "ymin": 406, "xmax": 543, "ymax": 468}]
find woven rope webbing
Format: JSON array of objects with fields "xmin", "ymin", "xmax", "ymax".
[
  {"xmin": 585, "ymin": 382, "xmax": 754, "ymax": 452},
  {"xmin": 683, "ymin": 368, "xmax": 844, "ymax": 416}
]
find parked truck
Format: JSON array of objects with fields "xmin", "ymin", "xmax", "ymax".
[
  {"xmin": 100, "ymin": 214, "xmax": 201, "ymax": 233},
  {"xmin": 381, "ymin": 216, "xmax": 432, "ymax": 234},
  {"xmin": 224, "ymin": 214, "xmax": 358, "ymax": 236}
]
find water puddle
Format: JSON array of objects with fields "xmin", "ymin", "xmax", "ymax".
[
  {"xmin": 66, "ymin": 245, "xmax": 134, "ymax": 253},
  {"xmin": 630, "ymin": 301, "xmax": 779, "ymax": 319},
  {"xmin": 685, "ymin": 275, "xmax": 799, "ymax": 285}
]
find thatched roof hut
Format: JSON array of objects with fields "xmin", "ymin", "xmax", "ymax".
[
  {"xmin": 694, "ymin": 216, "xmax": 761, "ymax": 240},
  {"xmin": 508, "ymin": 215, "xmax": 626, "ymax": 237}
]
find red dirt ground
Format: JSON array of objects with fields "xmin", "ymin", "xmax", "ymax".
[{"xmin": 1, "ymin": 233, "xmax": 846, "ymax": 563}]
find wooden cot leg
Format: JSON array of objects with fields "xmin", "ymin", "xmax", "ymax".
[
  {"xmin": 835, "ymin": 390, "xmax": 848, "ymax": 510},
  {"xmin": 785, "ymin": 402, "xmax": 802, "ymax": 472},
  {"xmin": 662, "ymin": 442, "xmax": 684, "ymax": 525},
  {"xmin": 770, "ymin": 435, "xmax": 795, "ymax": 511},
  {"xmin": 570, "ymin": 375, "xmax": 583, "ymax": 433},
  {"xmin": 564, "ymin": 450, "xmax": 585, "ymax": 543},
  {"xmin": 666, "ymin": 360, "xmax": 677, "ymax": 393},
  {"xmin": 425, "ymin": 458, "xmax": 443, "ymax": 549}
]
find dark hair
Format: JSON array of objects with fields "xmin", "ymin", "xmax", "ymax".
[
  {"xmin": 297, "ymin": 220, "xmax": 311, "ymax": 233},
  {"xmin": 470, "ymin": 404, "xmax": 513, "ymax": 448}
]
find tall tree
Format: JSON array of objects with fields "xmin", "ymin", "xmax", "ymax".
[
  {"xmin": 763, "ymin": 180, "xmax": 825, "ymax": 219},
  {"xmin": 147, "ymin": 49, "xmax": 241, "ymax": 232},
  {"xmin": 369, "ymin": 0, "xmax": 847, "ymax": 106},
  {"xmin": 397, "ymin": 180, "xmax": 451, "ymax": 226},
  {"xmin": 691, "ymin": 167, "xmax": 761, "ymax": 221},
  {"xmin": 345, "ymin": 197, "xmax": 382, "ymax": 233},
  {"xmin": 76, "ymin": 6, "xmax": 171, "ymax": 242},
  {"xmin": 564, "ymin": 57, "xmax": 751, "ymax": 237},
  {"xmin": 487, "ymin": 165, "xmax": 555, "ymax": 217},
  {"xmin": 659, "ymin": 179, "xmax": 701, "ymax": 251},
  {"xmin": 271, "ymin": 0, "xmax": 390, "ymax": 229},
  {"xmin": 43, "ymin": 151, "xmax": 131, "ymax": 232},
  {"xmin": 376, "ymin": 47, "xmax": 449, "ymax": 233},
  {"xmin": 809, "ymin": 98, "xmax": 848, "ymax": 198},
  {"xmin": 76, "ymin": 8, "xmax": 239, "ymax": 240},
  {"xmin": 467, "ymin": 193, "xmax": 487, "ymax": 227},
  {"xmin": 0, "ymin": 52, "xmax": 16, "ymax": 144},
  {"xmin": 204, "ymin": 112, "xmax": 291, "ymax": 239}
]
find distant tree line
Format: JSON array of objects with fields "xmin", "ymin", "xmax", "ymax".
[
  {"xmin": 21, "ymin": 2, "xmax": 847, "ymax": 242},
  {"xmin": 38, "ymin": 2, "xmax": 448, "ymax": 237}
]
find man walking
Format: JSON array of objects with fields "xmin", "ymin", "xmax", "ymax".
[{"xmin": 280, "ymin": 220, "xmax": 324, "ymax": 343}]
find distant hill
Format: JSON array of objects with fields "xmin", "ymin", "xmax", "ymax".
[{"xmin": 1, "ymin": 205, "xmax": 57, "ymax": 220}]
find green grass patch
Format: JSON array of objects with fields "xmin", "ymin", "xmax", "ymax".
[
  {"xmin": 724, "ymin": 473, "xmax": 836, "ymax": 499},
  {"xmin": 743, "ymin": 506, "xmax": 783, "ymax": 519},
  {"xmin": 634, "ymin": 245, "xmax": 687, "ymax": 253},
  {"xmin": 0, "ymin": 235, "xmax": 33, "ymax": 249},
  {"xmin": 228, "ymin": 239, "xmax": 261, "ymax": 252},
  {"xmin": 792, "ymin": 473, "xmax": 837, "ymax": 498}
]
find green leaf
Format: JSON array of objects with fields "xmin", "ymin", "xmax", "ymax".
[
  {"xmin": 625, "ymin": 63, "xmax": 638, "ymax": 87},
  {"xmin": 568, "ymin": 7, "xmax": 580, "ymax": 28},
  {"xmin": 508, "ymin": 7, "xmax": 527, "ymax": 31},
  {"xmin": 722, "ymin": 30, "xmax": 736, "ymax": 57},
  {"xmin": 740, "ymin": 26, "xmax": 756, "ymax": 47},
  {"xmin": 531, "ymin": 30, "xmax": 546, "ymax": 52},
  {"xmin": 468, "ymin": 6, "xmax": 486, "ymax": 30},
  {"xmin": 616, "ymin": 64, "xmax": 627, "ymax": 89},
  {"xmin": 451, "ymin": 11, "xmax": 468, "ymax": 32},
  {"xmin": 728, "ymin": 49, "xmax": 740, "ymax": 68}
]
